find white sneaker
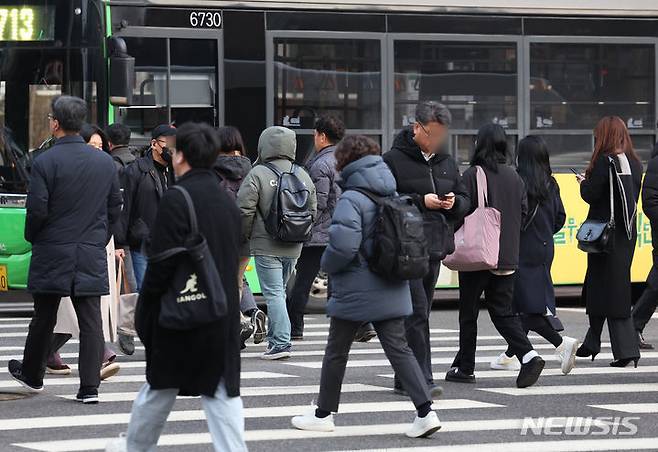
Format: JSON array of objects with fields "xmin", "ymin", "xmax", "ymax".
[
  {"xmin": 405, "ymin": 411, "xmax": 441, "ymax": 438},
  {"xmin": 105, "ymin": 434, "xmax": 127, "ymax": 452},
  {"xmin": 291, "ymin": 409, "xmax": 335, "ymax": 432},
  {"xmin": 556, "ymin": 336, "xmax": 578, "ymax": 375},
  {"xmin": 490, "ymin": 352, "xmax": 520, "ymax": 370}
]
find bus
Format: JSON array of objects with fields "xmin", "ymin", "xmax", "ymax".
[{"xmin": 1, "ymin": 0, "xmax": 658, "ymax": 300}]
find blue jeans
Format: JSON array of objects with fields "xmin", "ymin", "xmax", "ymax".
[
  {"xmin": 126, "ymin": 381, "xmax": 247, "ymax": 452},
  {"xmin": 131, "ymin": 250, "xmax": 147, "ymax": 292},
  {"xmin": 254, "ymin": 255, "xmax": 297, "ymax": 350}
]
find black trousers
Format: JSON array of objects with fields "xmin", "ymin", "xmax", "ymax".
[
  {"xmin": 451, "ymin": 271, "xmax": 534, "ymax": 375},
  {"xmin": 505, "ymin": 314, "xmax": 563, "ymax": 356},
  {"xmin": 582, "ymin": 315, "xmax": 639, "ymax": 360},
  {"xmin": 632, "ymin": 264, "xmax": 658, "ymax": 333},
  {"xmin": 22, "ymin": 294, "xmax": 104, "ymax": 393},
  {"xmin": 394, "ymin": 261, "xmax": 441, "ymax": 389},
  {"xmin": 317, "ymin": 316, "xmax": 431, "ymax": 412},
  {"xmin": 286, "ymin": 246, "xmax": 325, "ymax": 336}
]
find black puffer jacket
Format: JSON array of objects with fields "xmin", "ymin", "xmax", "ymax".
[
  {"xmin": 384, "ymin": 127, "xmax": 470, "ymax": 257},
  {"xmin": 214, "ymin": 155, "xmax": 252, "ymax": 200},
  {"xmin": 25, "ymin": 135, "xmax": 122, "ymax": 296},
  {"xmin": 118, "ymin": 150, "xmax": 174, "ymax": 250}
]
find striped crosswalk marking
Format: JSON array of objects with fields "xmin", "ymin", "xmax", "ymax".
[{"xmin": 1, "ymin": 313, "xmax": 655, "ymax": 452}]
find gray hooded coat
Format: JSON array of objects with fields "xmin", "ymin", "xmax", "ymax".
[
  {"xmin": 304, "ymin": 145, "xmax": 341, "ymax": 247},
  {"xmin": 237, "ymin": 127, "xmax": 317, "ymax": 259},
  {"xmin": 321, "ymin": 155, "xmax": 412, "ymax": 322}
]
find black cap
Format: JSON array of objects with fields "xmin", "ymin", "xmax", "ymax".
[{"xmin": 151, "ymin": 124, "xmax": 176, "ymax": 140}]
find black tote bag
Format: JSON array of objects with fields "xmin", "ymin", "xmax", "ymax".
[{"xmin": 148, "ymin": 186, "xmax": 227, "ymax": 330}]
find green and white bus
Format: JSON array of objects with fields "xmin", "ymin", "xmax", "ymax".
[{"xmin": 2, "ymin": 0, "xmax": 658, "ymax": 301}]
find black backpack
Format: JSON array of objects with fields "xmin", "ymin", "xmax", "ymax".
[
  {"xmin": 262, "ymin": 162, "xmax": 314, "ymax": 243},
  {"xmin": 352, "ymin": 188, "xmax": 430, "ymax": 280}
]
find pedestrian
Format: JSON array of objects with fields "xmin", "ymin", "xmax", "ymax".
[
  {"xmin": 46, "ymin": 124, "xmax": 123, "ymax": 381},
  {"xmin": 237, "ymin": 126, "xmax": 317, "ymax": 360},
  {"xmin": 80, "ymin": 124, "xmax": 110, "ymax": 154},
  {"xmin": 8, "ymin": 96, "xmax": 122, "ymax": 404},
  {"xmin": 105, "ymin": 122, "xmax": 247, "ymax": 452},
  {"xmin": 119, "ymin": 124, "xmax": 176, "ymax": 290},
  {"xmin": 576, "ymin": 116, "xmax": 643, "ymax": 367},
  {"xmin": 630, "ymin": 121, "xmax": 658, "ymax": 350},
  {"xmin": 105, "ymin": 122, "xmax": 139, "ymax": 356},
  {"xmin": 384, "ymin": 101, "xmax": 469, "ymax": 398},
  {"xmin": 490, "ymin": 135, "xmax": 578, "ymax": 375},
  {"xmin": 446, "ymin": 123, "xmax": 545, "ymax": 388},
  {"xmin": 214, "ymin": 125, "xmax": 267, "ymax": 347},
  {"xmin": 290, "ymin": 135, "xmax": 441, "ymax": 438},
  {"xmin": 287, "ymin": 115, "xmax": 346, "ymax": 341}
]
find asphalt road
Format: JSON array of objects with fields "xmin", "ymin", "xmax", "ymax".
[{"xmin": 0, "ymin": 306, "xmax": 657, "ymax": 451}]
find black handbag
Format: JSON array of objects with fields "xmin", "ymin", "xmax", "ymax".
[
  {"xmin": 576, "ymin": 166, "xmax": 615, "ymax": 254},
  {"xmin": 148, "ymin": 186, "xmax": 227, "ymax": 330}
]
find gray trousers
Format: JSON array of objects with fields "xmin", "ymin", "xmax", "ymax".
[
  {"xmin": 582, "ymin": 315, "xmax": 640, "ymax": 360},
  {"xmin": 126, "ymin": 381, "xmax": 247, "ymax": 452},
  {"xmin": 317, "ymin": 316, "xmax": 431, "ymax": 412}
]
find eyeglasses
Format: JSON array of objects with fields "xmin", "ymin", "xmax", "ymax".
[{"xmin": 416, "ymin": 122, "xmax": 431, "ymax": 137}]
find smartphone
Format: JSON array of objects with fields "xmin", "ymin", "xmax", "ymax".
[
  {"xmin": 439, "ymin": 193, "xmax": 455, "ymax": 201},
  {"xmin": 569, "ymin": 168, "xmax": 580, "ymax": 176}
]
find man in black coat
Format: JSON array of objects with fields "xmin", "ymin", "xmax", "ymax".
[
  {"xmin": 106, "ymin": 123, "xmax": 246, "ymax": 451},
  {"xmin": 8, "ymin": 96, "xmax": 122, "ymax": 402},
  {"xmin": 632, "ymin": 137, "xmax": 658, "ymax": 349},
  {"xmin": 118, "ymin": 124, "xmax": 176, "ymax": 291},
  {"xmin": 384, "ymin": 101, "xmax": 470, "ymax": 397}
]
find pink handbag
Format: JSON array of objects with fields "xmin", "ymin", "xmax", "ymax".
[{"xmin": 442, "ymin": 166, "xmax": 501, "ymax": 272}]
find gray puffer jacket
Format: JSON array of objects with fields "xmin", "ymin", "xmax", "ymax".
[
  {"xmin": 237, "ymin": 126, "xmax": 317, "ymax": 259},
  {"xmin": 321, "ymin": 155, "xmax": 412, "ymax": 322},
  {"xmin": 305, "ymin": 145, "xmax": 341, "ymax": 247}
]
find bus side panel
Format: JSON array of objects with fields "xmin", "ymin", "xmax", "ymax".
[
  {"xmin": 0, "ymin": 207, "xmax": 31, "ymax": 289},
  {"xmin": 552, "ymin": 174, "xmax": 653, "ymax": 285}
]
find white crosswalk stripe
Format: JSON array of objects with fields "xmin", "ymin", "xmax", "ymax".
[{"xmin": 0, "ymin": 314, "xmax": 655, "ymax": 451}]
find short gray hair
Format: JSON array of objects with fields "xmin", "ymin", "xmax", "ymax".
[{"xmin": 415, "ymin": 101, "xmax": 452, "ymax": 127}]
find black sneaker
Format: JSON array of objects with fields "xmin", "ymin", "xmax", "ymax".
[
  {"xmin": 516, "ymin": 356, "xmax": 545, "ymax": 388},
  {"xmin": 354, "ymin": 324, "xmax": 377, "ymax": 343},
  {"xmin": 118, "ymin": 333, "xmax": 135, "ymax": 356},
  {"xmin": 8, "ymin": 360, "xmax": 43, "ymax": 394},
  {"xmin": 240, "ymin": 319, "xmax": 255, "ymax": 344},
  {"xmin": 261, "ymin": 345, "xmax": 292, "ymax": 360},
  {"xmin": 251, "ymin": 309, "xmax": 267, "ymax": 345},
  {"xmin": 76, "ymin": 391, "xmax": 99, "ymax": 404},
  {"xmin": 445, "ymin": 368, "xmax": 476, "ymax": 384}
]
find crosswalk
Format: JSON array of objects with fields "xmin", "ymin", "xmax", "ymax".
[{"xmin": 0, "ymin": 312, "xmax": 656, "ymax": 451}]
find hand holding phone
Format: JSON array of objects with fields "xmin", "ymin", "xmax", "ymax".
[
  {"xmin": 438, "ymin": 192, "xmax": 456, "ymax": 210},
  {"xmin": 571, "ymin": 168, "xmax": 585, "ymax": 183}
]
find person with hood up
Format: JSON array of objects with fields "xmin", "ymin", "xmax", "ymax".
[
  {"xmin": 214, "ymin": 126, "xmax": 267, "ymax": 348},
  {"xmin": 237, "ymin": 126, "xmax": 317, "ymax": 360},
  {"xmin": 290, "ymin": 135, "xmax": 441, "ymax": 438}
]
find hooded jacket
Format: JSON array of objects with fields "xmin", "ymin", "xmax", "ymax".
[
  {"xmin": 237, "ymin": 126, "xmax": 317, "ymax": 258},
  {"xmin": 110, "ymin": 145, "xmax": 136, "ymax": 174},
  {"xmin": 321, "ymin": 155, "xmax": 412, "ymax": 322},
  {"xmin": 214, "ymin": 155, "xmax": 253, "ymax": 200}
]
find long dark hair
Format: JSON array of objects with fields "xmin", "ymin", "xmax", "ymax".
[
  {"xmin": 471, "ymin": 123, "xmax": 508, "ymax": 172},
  {"xmin": 516, "ymin": 135, "xmax": 553, "ymax": 204}
]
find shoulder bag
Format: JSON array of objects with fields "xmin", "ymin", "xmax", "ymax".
[{"xmin": 576, "ymin": 165, "xmax": 615, "ymax": 254}]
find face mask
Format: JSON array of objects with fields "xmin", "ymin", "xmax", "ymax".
[{"xmin": 161, "ymin": 146, "xmax": 172, "ymax": 164}]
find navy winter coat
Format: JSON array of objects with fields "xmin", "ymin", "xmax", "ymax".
[
  {"xmin": 513, "ymin": 180, "xmax": 566, "ymax": 316},
  {"xmin": 25, "ymin": 135, "xmax": 122, "ymax": 296},
  {"xmin": 305, "ymin": 145, "xmax": 341, "ymax": 247},
  {"xmin": 321, "ymin": 155, "xmax": 412, "ymax": 322}
]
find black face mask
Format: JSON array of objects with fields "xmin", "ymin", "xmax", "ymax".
[{"xmin": 160, "ymin": 147, "xmax": 172, "ymax": 164}]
